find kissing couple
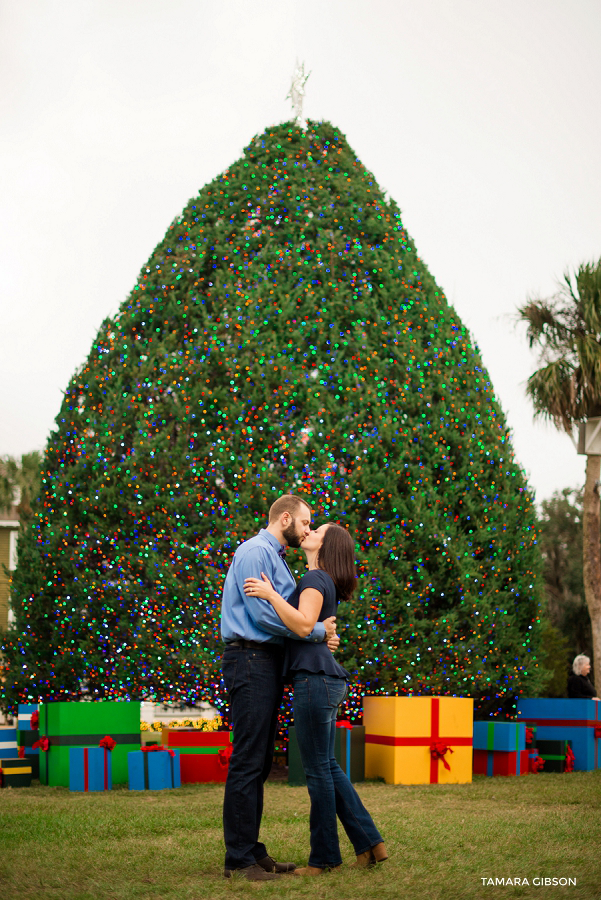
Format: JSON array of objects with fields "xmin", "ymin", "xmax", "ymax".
[{"xmin": 220, "ymin": 493, "xmax": 387, "ymax": 881}]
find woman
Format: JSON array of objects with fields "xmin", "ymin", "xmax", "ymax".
[
  {"xmin": 567, "ymin": 654, "xmax": 597, "ymax": 698},
  {"xmin": 244, "ymin": 522, "xmax": 387, "ymax": 875}
]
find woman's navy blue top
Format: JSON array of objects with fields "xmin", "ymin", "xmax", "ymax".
[{"xmin": 283, "ymin": 569, "xmax": 350, "ymax": 681}]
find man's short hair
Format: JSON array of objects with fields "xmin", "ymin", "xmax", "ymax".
[{"xmin": 268, "ymin": 494, "xmax": 311, "ymax": 523}]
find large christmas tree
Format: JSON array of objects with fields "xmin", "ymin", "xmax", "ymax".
[{"xmin": 1, "ymin": 120, "xmax": 547, "ymax": 717}]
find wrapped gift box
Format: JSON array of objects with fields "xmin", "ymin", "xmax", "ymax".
[
  {"xmin": 128, "ymin": 748, "xmax": 181, "ymax": 790},
  {"xmin": 17, "ymin": 704, "xmax": 40, "ymax": 779},
  {"xmin": 38, "ymin": 702, "xmax": 141, "ymax": 786},
  {"xmin": 17, "ymin": 751, "xmax": 39, "ymax": 780},
  {"xmin": 517, "ymin": 699, "xmax": 600, "ymax": 771},
  {"xmin": 363, "ymin": 696, "xmax": 473, "ymax": 785},
  {"xmin": 17, "ymin": 729, "xmax": 39, "ymax": 750},
  {"xmin": 0, "ymin": 728, "xmax": 18, "ymax": 755},
  {"xmin": 473, "ymin": 721, "xmax": 526, "ymax": 753},
  {"xmin": 162, "ymin": 729, "xmax": 232, "ymax": 783},
  {"xmin": 69, "ymin": 747, "xmax": 112, "ymax": 792},
  {"xmin": 0, "ymin": 758, "xmax": 32, "ymax": 788},
  {"xmin": 17, "ymin": 733, "xmax": 40, "ymax": 779},
  {"xmin": 537, "ymin": 739, "xmax": 572, "ymax": 773},
  {"xmin": 17, "ymin": 704, "xmax": 39, "ymax": 730},
  {"xmin": 473, "ymin": 748, "xmax": 529, "ymax": 776},
  {"xmin": 288, "ymin": 723, "xmax": 365, "ymax": 786}
]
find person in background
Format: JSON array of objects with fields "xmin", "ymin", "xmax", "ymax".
[{"xmin": 567, "ymin": 654, "xmax": 597, "ymax": 698}]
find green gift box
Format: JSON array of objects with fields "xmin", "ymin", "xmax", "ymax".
[
  {"xmin": 288, "ymin": 723, "xmax": 365, "ymax": 786},
  {"xmin": 38, "ymin": 701, "xmax": 141, "ymax": 786}
]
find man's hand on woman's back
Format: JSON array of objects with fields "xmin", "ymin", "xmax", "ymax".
[{"xmin": 323, "ymin": 615, "xmax": 340, "ymax": 652}]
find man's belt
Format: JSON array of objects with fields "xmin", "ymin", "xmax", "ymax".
[{"xmin": 225, "ymin": 639, "xmax": 282, "ymax": 651}]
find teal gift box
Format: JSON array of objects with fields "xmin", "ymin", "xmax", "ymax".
[
  {"xmin": 473, "ymin": 721, "xmax": 526, "ymax": 753},
  {"xmin": 69, "ymin": 746, "xmax": 112, "ymax": 792},
  {"xmin": 39, "ymin": 701, "xmax": 140, "ymax": 786}
]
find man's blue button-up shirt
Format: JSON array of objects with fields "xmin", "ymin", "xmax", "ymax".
[{"xmin": 220, "ymin": 529, "xmax": 326, "ymax": 645}]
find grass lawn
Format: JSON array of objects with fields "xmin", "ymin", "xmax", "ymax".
[{"xmin": 1, "ymin": 772, "xmax": 599, "ymax": 900}]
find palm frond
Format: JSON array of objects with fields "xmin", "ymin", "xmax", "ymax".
[
  {"xmin": 526, "ymin": 358, "xmax": 578, "ymax": 433},
  {"xmin": 571, "ymin": 260, "xmax": 601, "ymax": 335},
  {"xmin": 517, "ymin": 300, "xmax": 573, "ymax": 351}
]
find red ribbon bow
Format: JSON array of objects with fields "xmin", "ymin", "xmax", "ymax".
[
  {"xmin": 32, "ymin": 736, "xmax": 49, "ymax": 752},
  {"xmin": 218, "ymin": 745, "xmax": 233, "ymax": 768},
  {"xmin": 99, "ymin": 736, "xmax": 116, "ymax": 752},
  {"xmin": 565, "ymin": 745, "xmax": 575, "ymax": 773},
  {"xmin": 336, "ymin": 720, "xmax": 353, "ymax": 731},
  {"xmin": 530, "ymin": 755, "xmax": 545, "ymax": 773},
  {"xmin": 594, "ymin": 727, "xmax": 601, "ymax": 740},
  {"xmin": 525, "ymin": 727, "xmax": 534, "ymax": 745},
  {"xmin": 30, "ymin": 711, "xmax": 39, "ymax": 729},
  {"xmin": 18, "ymin": 747, "xmax": 25, "ymax": 759},
  {"xmin": 430, "ymin": 742, "xmax": 453, "ymax": 771}
]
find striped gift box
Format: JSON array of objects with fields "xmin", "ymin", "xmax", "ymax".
[
  {"xmin": 0, "ymin": 728, "xmax": 18, "ymax": 755},
  {"xmin": 17, "ymin": 704, "xmax": 39, "ymax": 730}
]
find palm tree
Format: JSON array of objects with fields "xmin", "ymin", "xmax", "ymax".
[{"xmin": 518, "ymin": 257, "xmax": 601, "ymax": 696}]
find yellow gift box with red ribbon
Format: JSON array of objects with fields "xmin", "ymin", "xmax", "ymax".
[{"xmin": 363, "ymin": 696, "xmax": 473, "ymax": 785}]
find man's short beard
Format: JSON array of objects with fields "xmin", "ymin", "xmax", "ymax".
[{"xmin": 282, "ymin": 519, "xmax": 303, "ymax": 548}]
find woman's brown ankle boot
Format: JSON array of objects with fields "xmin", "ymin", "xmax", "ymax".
[{"xmin": 371, "ymin": 842, "xmax": 388, "ymax": 863}]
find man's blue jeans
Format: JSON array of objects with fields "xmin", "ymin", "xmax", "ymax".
[
  {"xmin": 293, "ymin": 673, "xmax": 383, "ymax": 868},
  {"xmin": 222, "ymin": 645, "xmax": 284, "ymax": 869}
]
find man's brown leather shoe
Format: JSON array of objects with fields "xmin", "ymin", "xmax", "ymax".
[
  {"xmin": 223, "ymin": 864, "xmax": 280, "ymax": 881},
  {"xmin": 255, "ymin": 855, "xmax": 297, "ymax": 874}
]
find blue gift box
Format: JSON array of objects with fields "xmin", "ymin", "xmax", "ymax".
[
  {"xmin": 517, "ymin": 698, "xmax": 600, "ymax": 772},
  {"xmin": 473, "ymin": 721, "xmax": 526, "ymax": 753},
  {"xmin": 128, "ymin": 749, "xmax": 181, "ymax": 790},
  {"xmin": 0, "ymin": 728, "xmax": 18, "ymax": 754},
  {"xmin": 17, "ymin": 704, "xmax": 39, "ymax": 730},
  {"xmin": 69, "ymin": 747, "xmax": 112, "ymax": 792}
]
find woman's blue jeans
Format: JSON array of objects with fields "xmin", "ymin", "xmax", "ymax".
[{"xmin": 293, "ymin": 673, "xmax": 383, "ymax": 868}]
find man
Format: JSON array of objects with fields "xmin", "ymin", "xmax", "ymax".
[{"xmin": 220, "ymin": 494, "xmax": 339, "ymax": 881}]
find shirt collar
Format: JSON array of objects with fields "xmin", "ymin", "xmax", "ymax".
[{"xmin": 259, "ymin": 528, "xmax": 287, "ymax": 559}]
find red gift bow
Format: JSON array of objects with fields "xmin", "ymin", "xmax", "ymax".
[
  {"xmin": 525, "ymin": 727, "xmax": 534, "ymax": 745},
  {"xmin": 18, "ymin": 747, "xmax": 25, "ymax": 759},
  {"xmin": 565, "ymin": 745, "xmax": 575, "ymax": 773},
  {"xmin": 99, "ymin": 736, "xmax": 116, "ymax": 751},
  {"xmin": 530, "ymin": 755, "xmax": 545, "ymax": 773},
  {"xmin": 594, "ymin": 727, "xmax": 601, "ymax": 739},
  {"xmin": 218, "ymin": 745, "xmax": 233, "ymax": 768},
  {"xmin": 336, "ymin": 720, "xmax": 353, "ymax": 730},
  {"xmin": 32, "ymin": 736, "xmax": 49, "ymax": 752},
  {"xmin": 30, "ymin": 711, "xmax": 39, "ymax": 729},
  {"xmin": 141, "ymin": 746, "xmax": 175, "ymax": 757},
  {"xmin": 430, "ymin": 742, "xmax": 453, "ymax": 771}
]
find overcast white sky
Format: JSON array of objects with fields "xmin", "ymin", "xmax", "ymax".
[{"xmin": 2, "ymin": 0, "xmax": 600, "ymax": 503}]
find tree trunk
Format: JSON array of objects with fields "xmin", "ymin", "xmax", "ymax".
[{"xmin": 582, "ymin": 454, "xmax": 601, "ymax": 695}]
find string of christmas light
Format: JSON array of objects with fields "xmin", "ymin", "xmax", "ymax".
[{"xmin": 1, "ymin": 121, "xmax": 546, "ymax": 728}]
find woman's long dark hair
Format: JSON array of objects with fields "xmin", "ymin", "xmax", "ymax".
[{"xmin": 317, "ymin": 524, "xmax": 357, "ymax": 602}]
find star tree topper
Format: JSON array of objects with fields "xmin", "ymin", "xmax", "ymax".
[{"xmin": 286, "ymin": 61, "xmax": 310, "ymax": 126}]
